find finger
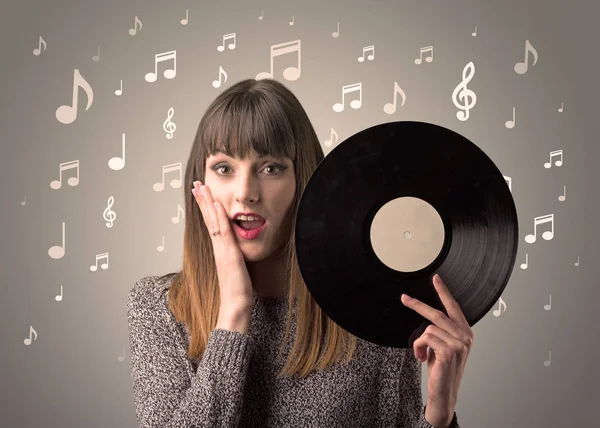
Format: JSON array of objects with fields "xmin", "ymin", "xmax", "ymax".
[
  {"xmin": 199, "ymin": 184, "xmax": 221, "ymax": 236},
  {"xmin": 401, "ymin": 293, "xmax": 463, "ymax": 340},
  {"xmin": 192, "ymin": 181, "xmax": 215, "ymax": 234},
  {"xmin": 432, "ymin": 274, "xmax": 468, "ymax": 326},
  {"xmin": 412, "ymin": 326, "xmax": 450, "ymax": 363}
]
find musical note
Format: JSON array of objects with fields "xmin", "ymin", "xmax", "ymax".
[
  {"xmin": 163, "ymin": 107, "xmax": 176, "ymax": 139},
  {"xmin": 145, "ymin": 50, "xmax": 177, "ymax": 82},
  {"xmin": 574, "ymin": 256, "xmax": 580, "ymax": 267},
  {"xmin": 544, "ymin": 150, "xmax": 563, "ymax": 168},
  {"xmin": 543, "ymin": 350, "xmax": 551, "ymax": 367},
  {"xmin": 544, "ymin": 294, "xmax": 551, "ymax": 311},
  {"xmin": 129, "ymin": 16, "xmax": 142, "ymax": 35},
  {"xmin": 153, "ymin": 162, "xmax": 183, "ymax": 192},
  {"xmin": 520, "ymin": 253, "xmax": 528, "ymax": 270},
  {"xmin": 358, "ymin": 45, "xmax": 374, "ymax": 62},
  {"xmin": 212, "ymin": 65, "xmax": 228, "ymax": 88},
  {"xmin": 503, "ymin": 175, "xmax": 512, "ymax": 192},
  {"xmin": 24, "ymin": 326, "xmax": 37, "ymax": 346},
  {"xmin": 383, "ymin": 81, "xmax": 406, "ymax": 115},
  {"xmin": 524, "ymin": 213, "xmax": 554, "ymax": 244},
  {"xmin": 92, "ymin": 46, "xmax": 100, "ymax": 62},
  {"xmin": 50, "ymin": 160, "xmax": 80, "ymax": 189},
  {"xmin": 21, "ymin": 196, "xmax": 26, "ymax": 206},
  {"xmin": 55, "ymin": 285, "xmax": 63, "ymax": 302},
  {"xmin": 172, "ymin": 204, "xmax": 185, "ymax": 224},
  {"xmin": 472, "ymin": 26, "xmax": 477, "ymax": 37},
  {"xmin": 452, "ymin": 61, "xmax": 476, "ymax": 121},
  {"xmin": 56, "ymin": 69, "xmax": 94, "ymax": 124},
  {"xmin": 333, "ymin": 82, "xmax": 362, "ymax": 112},
  {"xmin": 332, "ymin": 21, "xmax": 340, "ymax": 38},
  {"xmin": 514, "ymin": 39, "xmax": 538, "ymax": 75},
  {"xmin": 48, "ymin": 222, "xmax": 66, "ymax": 259},
  {"xmin": 157, "ymin": 236, "xmax": 165, "ymax": 252},
  {"xmin": 505, "ymin": 107, "xmax": 516, "ymax": 128},
  {"xmin": 33, "ymin": 36, "xmax": 47, "ymax": 55},
  {"xmin": 558, "ymin": 185, "xmax": 566, "ymax": 202},
  {"xmin": 289, "ymin": 16, "xmax": 295, "ymax": 26},
  {"xmin": 256, "ymin": 39, "xmax": 301, "ymax": 81},
  {"xmin": 492, "ymin": 296, "xmax": 506, "ymax": 317},
  {"xmin": 90, "ymin": 252, "xmax": 109, "ymax": 271},
  {"xmin": 108, "ymin": 133, "xmax": 126, "ymax": 170},
  {"xmin": 258, "ymin": 10, "xmax": 264, "ymax": 20},
  {"xmin": 114, "ymin": 80, "xmax": 123, "ymax": 96},
  {"xmin": 414, "ymin": 45, "xmax": 433, "ymax": 64},
  {"xmin": 217, "ymin": 33, "xmax": 236, "ymax": 51},
  {"xmin": 103, "ymin": 196, "xmax": 116, "ymax": 228},
  {"xmin": 180, "ymin": 9, "xmax": 189, "ymax": 25},
  {"xmin": 324, "ymin": 128, "xmax": 338, "ymax": 147},
  {"xmin": 558, "ymin": 102, "xmax": 563, "ymax": 112},
  {"xmin": 117, "ymin": 345, "xmax": 125, "ymax": 362}
]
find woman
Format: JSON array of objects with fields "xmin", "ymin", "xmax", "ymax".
[{"xmin": 126, "ymin": 78, "xmax": 460, "ymax": 427}]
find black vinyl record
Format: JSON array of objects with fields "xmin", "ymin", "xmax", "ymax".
[{"xmin": 295, "ymin": 121, "xmax": 519, "ymax": 349}]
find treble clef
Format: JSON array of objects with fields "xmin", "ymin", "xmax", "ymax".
[
  {"xmin": 103, "ymin": 196, "xmax": 116, "ymax": 228},
  {"xmin": 452, "ymin": 61, "xmax": 477, "ymax": 121},
  {"xmin": 163, "ymin": 107, "xmax": 176, "ymax": 139}
]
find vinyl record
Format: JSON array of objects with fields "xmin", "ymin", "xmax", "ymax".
[{"xmin": 295, "ymin": 121, "xmax": 519, "ymax": 349}]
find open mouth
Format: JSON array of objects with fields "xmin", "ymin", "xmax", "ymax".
[{"xmin": 233, "ymin": 219, "xmax": 266, "ymax": 230}]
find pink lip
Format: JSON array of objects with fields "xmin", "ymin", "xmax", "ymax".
[{"xmin": 233, "ymin": 220, "xmax": 267, "ymax": 240}]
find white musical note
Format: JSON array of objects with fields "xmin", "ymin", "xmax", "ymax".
[
  {"xmin": 50, "ymin": 160, "xmax": 80, "ymax": 189},
  {"xmin": 493, "ymin": 296, "xmax": 506, "ymax": 317},
  {"xmin": 520, "ymin": 253, "xmax": 528, "ymax": 270},
  {"xmin": 472, "ymin": 26, "xmax": 477, "ymax": 37},
  {"xmin": 103, "ymin": 196, "xmax": 116, "ymax": 228},
  {"xmin": 108, "ymin": 133, "xmax": 126, "ymax": 170},
  {"xmin": 212, "ymin": 65, "xmax": 228, "ymax": 88},
  {"xmin": 258, "ymin": 10, "xmax": 264, "ymax": 20},
  {"xmin": 505, "ymin": 107, "xmax": 516, "ymax": 128},
  {"xmin": 117, "ymin": 345, "xmax": 126, "ymax": 362},
  {"xmin": 256, "ymin": 39, "xmax": 301, "ymax": 81},
  {"xmin": 574, "ymin": 256, "xmax": 580, "ymax": 267},
  {"xmin": 21, "ymin": 196, "xmax": 26, "ymax": 206},
  {"xmin": 414, "ymin": 45, "xmax": 433, "ymax": 64},
  {"xmin": 333, "ymin": 82, "xmax": 362, "ymax": 112},
  {"xmin": 180, "ymin": 9, "xmax": 189, "ymax": 25},
  {"xmin": 145, "ymin": 50, "xmax": 177, "ymax": 83},
  {"xmin": 452, "ymin": 61, "xmax": 476, "ymax": 121},
  {"xmin": 172, "ymin": 204, "xmax": 185, "ymax": 224},
  {"xmin": 56, "ymin": 69, "xmax": 94, "ymax": 124},
  {"xmin": 558, "ymin": 102, "xmax": 563, "ymax": 112},
  {"xmin": 92, "ymin": 46, "xmax": 100, "ymax": 62},
  {"xmin": 558, "ymin": 185, "xmax": 566, "ymax": 202},
  {"xmin": 544, "ymin": 294, "xmax": 551, "ymax": 311},
  {"xmin": 217, "ymin": 33, "xmax": 236, "ymax": 51},
  {"xmin": 524, "ymin": 214, "xmax": 554, "ymax": 244},
  {"xmin": 383, "ymin": 81, "xmax": 406, "ymax": 115},
  {"xmin": 157, "ymin": 236, "xmax": 165, "ymax": 252},
  {"xmin": 129, "ymin": 16, "xmax": 142, "ymax": 35},
  {"xmin": 544, "ymin": 150, "xmax": 563, "ymax": 168},
  {"xmin": 163, "ymin": 107, "xmax": 176, "ymax": 139},
  {"xmin": 55, "ymin": 285, "xmax": 63, "ymax": 302},
  {"xmin": 289, "ymin": 16, "xmax": 295, "ymax": 26},
  {"xmin": 358, "ymin": 45, "xmax": 374, "ymax": 62},
  {"xmin": 543, "ymin": 350, "xmax": 551, "ymax": 367},
  {"xmin": 332, "ymin": 22, "xmax": 340, "ymax": 38},
  {"xmin": 90, "ymin": 253, "xmax": 109, "ymax": 271},
  {"xmin": 33, "ymin": 36, "xmax": 47, "ymax": 55},
  {"xmin": 24, "ymin": 326, "xmax": 37, "ymax": 346},
  {"xmin": 114, "ymin": 80, "xmax": 123, "ymax": 96},
  {"xmin": 48, "ymin": 222, "xmax": 66, "ymax": 259},
  {"xmin": 324, "ymin": 128, "xmax": 338, "ymax": 147},
  {"xmin": 514, "ymin": 40, "xmax": 538, "ymax": 75},
  {"xmin": 153, "ymin": 162, "xmax": 183, "ymax": 192}
]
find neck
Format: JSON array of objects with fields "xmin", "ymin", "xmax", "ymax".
[{"xmin": 247, "ymin": 247, "xmax": 288, "ymax": 298}]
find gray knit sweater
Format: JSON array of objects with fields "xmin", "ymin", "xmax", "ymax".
[{"xmin": 126, "ymin": 274, "xmax": 460, "ymax": 427}]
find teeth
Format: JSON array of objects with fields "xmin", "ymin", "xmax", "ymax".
[{"xmin": 235, "ymin": 215, "xmax": 262, "ymax": 221}]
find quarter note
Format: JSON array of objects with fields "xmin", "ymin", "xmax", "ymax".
[
  {"xmin": 332, "ymin": 21, "xmax": 340, "ymax": 38},
  {"xmin": 358, "ymin": 45, "xmax": 374, "ymax": 62},
  {"xmin": 258, "ymin": 10, "xmax": 264, "ymax": 20},
  {"xmin": 129, "ymin": 16, "xmax": 142, "ymax": 35},
  {"xmin": 558, "ymin": 102, "xmax": 563, "ymax": 112},
  {"xmin": 558, "ymin": 185, "xmax": 566, "ymax": 202},
  {"xmin": 48, "ymin": 222, "xmax": 66, "ymax": 259},
  {"xmin": 21, "ymin": 196, "xmax": 26, "ymax": 206},
  {"xmin": 383, "ymin": 81, "xmax": 406, "ymax": 115},
  {"xmin": 289, "ymin": 16, "xmax": 294, "ymax": 26},
  {"xmin": 50, "ymin": 160, "xmax": 80, "ymax": 189},
  {"xmin": 524, "ymin": 213, "xmax": 554, "ymax": 244},
  {"xmin": 24, "ymin": 326, "xmax": 37, "ymax": 346},
  {"xmin": 472, "ymin": 26, "xmax": 477, "ymax": 37},
  {"xmin": 505, "ymin": 106, "xmax": 516, "ymax": 128},
  {"xmin": 56, "ymin": 69, "xmax": 94, "ymax": 124},
  {"xmin": 117, "ymin": 345, "xmax": 125, "ymax": 362},
  {"xmin": 55, "ymin": 285, "xmax": 63, "ymax": 302},
  {"xmin": 180, "ymin": 9, "xmax": 189, "ymax": 25},
  {"xmin": 414, "ymin": 45, "xmax": 433, "ymax": 64},
  {"xmin": 108, "ymin": 133, "xmax": 126, "ymax": 170},
  {"xmin": 543, "ymin": 350, "xmax": 551, "ymax": 367},
  {"xmin": 544, "ymin": 294, "xmax": 551, "ymax": 311},
  {"xmin": 333, "ymin": 82, "xmax": 362, "ymax": 112},
  {"xmin": 217, "ymin": 33, "xmax": 236, "ymax": 51},
  {"xmin": 514, "ymin": 39, "xmax": 538, "ymax": 75},
  {"xmin": 212, "ymin": 65, "xmax": 228, "ymax": 88},
  {"xmin": 90, "ymin": 252, "xmax": 109, "ymax": 271},
  {"xmin": 114, "ymin": 79, "xmax": 123, "ymax": 96},
  {"xmin": 544, "ymin": 149, "xmax": 563, "ymax": 168},
  {"xmin": 153, "ymin": 162, "xmax": 183, "ymax": 192},
  {"xmin": 145, "ymin": 50, "xmax": 177, "ymax": 82},
  {"xmin": 157, "ymin": 236, "xmax": 165, "ymax": 252},
  {"xmin": 520, "ymin": 253, "xmax": 528, "ymax": 270},
  {"xmin": 92, "ymin": 46, "xmax": 100, "ymax": 61},
  {"xmin": 33, "ymin": 36, "xmax": 47, "ymax": 55},
  {"xmin": 256, "ymin": 39, "xmax": 301, "ymax": 81},
  {"xmin": 574, "ymin": 256, "xmax": 580, "ymax": 267}
]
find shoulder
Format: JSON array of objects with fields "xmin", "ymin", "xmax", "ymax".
[{"xmin": 126, "ymin": 273, "xmax": 177, "ymax": 313}]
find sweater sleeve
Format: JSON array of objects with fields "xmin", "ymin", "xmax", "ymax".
[
  {"xmin": 397, "ymin": 350, "xmax": 460, "ymax": 428},
  {"xmin": 126, "ymin": 278, "xmax": 253, "ymax": 427}
]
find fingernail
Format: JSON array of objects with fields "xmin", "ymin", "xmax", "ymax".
[
  {"xmin": 199, "ymin": 185, "xmax": 205, "ymax": 196},
  {"xmin": 191, "ymin": 188, "xmax": 196, "ymax": 196},
  {"xmin": 402, "ymin": 294, "xmax": 412, "ymax": 302}
]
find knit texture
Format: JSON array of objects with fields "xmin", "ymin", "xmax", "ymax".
[{"xmin": 126, "ymin": 274, "xmax": 460, "ymax": 427}]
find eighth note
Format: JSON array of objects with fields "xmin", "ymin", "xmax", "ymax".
[
  {"xmin": 492, "ymin": 297, "xmax": 506, "ymax": 317},
  {"xmin": 90, "ymin": 252, "xmax": 109, "ymax": 271},
  {"xmin": 383, "ymin": 81, "xmax": 406, "ymax": 115},
  {"xmin": 33, "ymin": 36, "xmax": 47, "ymax": 55},
  {"xmin": 333, "ymin": 82, "xmax": 362, "ymax": 112},
  {"xmin": 129, "ymin": 16, "xmax": 142, "ymax": 36},
  {"xmin": 172, "ymin": 204, "xmax": 185, "ymax": 224},
  {"xmin": 544, "ymin": 150, "xmax": 563, "ymax": 168},
  {"xmin": 514, "ymin": 39, "xmax": 538, "ymax": 75},
  {"xmin": 212, "ymin": 65, "xmax": 228, "ymax": 88},
  {"xmin": 524, "ymin": 213, "xmax": 554, "ymax": 244},
  {"xmin": 324, "ymin": 127, "xmax": 338, "ymax": 147},
  {"xmin": 217, "ymin": 33, "xmax": 236, "ymax": 51},
  {"xmin": 414, "ymin": 45, "xmax": 433, "ymax": 64},
  {"xmin": 153, "ymin": 162, "xmax": 183, "ymax": 192},
  {"xmin": 145, "ymin": 50, "xmax": 177, "ymax": 83},
  {"xmin": 358, "ymin": 45, "xmax": 374, "ymax": 62},
  {"xmin": 56, "ymin": 69, "xmax": 94, "ymax": 124},
  {"xmin": 24, "ymin": 326, "xmax": 37, "ymax": 346}
]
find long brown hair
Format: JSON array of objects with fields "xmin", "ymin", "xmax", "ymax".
[{"xmin": 162, "ymin": 78, "xmax": 357, "ymax": 379}]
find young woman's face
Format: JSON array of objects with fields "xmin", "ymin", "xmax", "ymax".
[{"xmin": 204, "ymin": 149, "xmax": 296, "ymax": 260}]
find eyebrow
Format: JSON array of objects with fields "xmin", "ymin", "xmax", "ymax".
[{"xmin": 212, "ymin": 151, "xmax": 282, "ymax": 160}]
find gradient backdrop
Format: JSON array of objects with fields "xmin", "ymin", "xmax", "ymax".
[{"xmin": 1, "ymin": 0, "xmax": 599, "ymax": 427}]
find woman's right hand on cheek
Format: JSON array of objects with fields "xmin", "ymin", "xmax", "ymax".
[{"xmin": 192, "ymin": 180, "xmax": 254, "ymax": 314}]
